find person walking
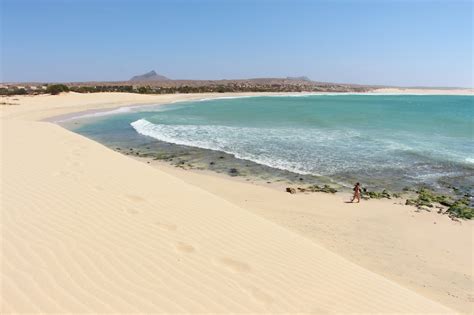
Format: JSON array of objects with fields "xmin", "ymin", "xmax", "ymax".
[{"xmin": 351, "ymin": 182, "xmax": 361, "ymax": 203}]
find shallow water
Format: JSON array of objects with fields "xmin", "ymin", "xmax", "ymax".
[{"xmin": 62, "ymin": 94, "xmax": 474, "ymax": 195}]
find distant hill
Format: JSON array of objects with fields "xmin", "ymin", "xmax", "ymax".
[
  {"xmin": 286, "ymin": 76, "xmax": 312, "ymax": 82},
  {"xmin": 130, "ymin": 70, "xmax": 170, "ymax": 81}
]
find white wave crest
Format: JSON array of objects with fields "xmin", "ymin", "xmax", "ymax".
[{"xmin": 130, "ymin": 119, "xmax": 361, "ymax": 175}]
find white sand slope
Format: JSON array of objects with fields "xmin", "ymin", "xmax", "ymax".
[{"xmin": 1, "ymin": 93, "xmax": 456, "ymax": 313}]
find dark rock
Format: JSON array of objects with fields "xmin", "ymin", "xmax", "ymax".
[
  {"xmin": 229, "ymin": 168, "xmax": 239, "ymax": 176},
  {"xmin": 209, "ymin": 162, "xmax": 215, "ymax": 165},
  {"xmin": 286, "ymin": 187, "xmax": 296, "ymax": 194}
]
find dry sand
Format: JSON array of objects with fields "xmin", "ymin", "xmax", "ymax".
[
  {"xmin": 372, "ymin": 88, "xmax": 473, "ymax": 95},
  {"xmin": 1, "ymin": 91, "xmax": 471, "ymax": 313},
  {"xmin": 148, "ymin": 161, "xmax": 473, "ymax": 313}
]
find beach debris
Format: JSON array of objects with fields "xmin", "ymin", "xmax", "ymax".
[
  {"xmin": 286, "ymin": 187, "xmax": 296, "ymax": 194},
  {"xmin": 229, "ymin": 168, "xmax": 239, "ymax": 176},
  {"xmin": 153, "ymin": 153, "xmax": 176, "ymax": 160}
]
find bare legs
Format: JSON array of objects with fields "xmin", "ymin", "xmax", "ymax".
[{"xmin": 351, "ymin": 193, "xmax": 360, "ymax": 203}]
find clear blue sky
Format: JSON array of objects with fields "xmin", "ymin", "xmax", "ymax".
[{"xmin": 1, "ymin": 0, "xmax": 472, "ymax": 87}]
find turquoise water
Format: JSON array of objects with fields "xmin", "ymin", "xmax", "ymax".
[{"xmin": 65, "ymin": 94, "xmax": 473, "ymax": 193}]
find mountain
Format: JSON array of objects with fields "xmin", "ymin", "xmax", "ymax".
[
  {"xmin": 129, "ymin": 70, "xmax": 170, "ymax": 81},
  {"xmin": 286, "ymin": 76, "xmax": 312, "ymax": 82}
]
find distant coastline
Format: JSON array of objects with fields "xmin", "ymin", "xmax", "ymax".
[{"xmin": 2, "ymin": 75, "xmax": 472, "ymax": 96}]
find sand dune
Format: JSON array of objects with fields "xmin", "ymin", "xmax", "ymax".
[{"xmin": 1, "ymin": 93, "xmax": 457, "ymax": 313}]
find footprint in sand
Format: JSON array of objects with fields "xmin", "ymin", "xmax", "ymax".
[
  {"xmin": 71, "ymin": 150, "xmax": 81, "ymax": 157},
  {"xmin": 52, "ymin": 170, "xmax": 67, "ymax": 177},
  {"xmin": 52, "ymin": 170, "xmax": 80, "ymax": 180},
  {"xmin": 176, "ymin": 242, "xmax": 195, "ymax": 253},
  {"xmin": 126, "ymin": 194, "xmax": 145, "ymax": 202},
  {"xmin": 93, "ymin": 185, "xmax": 104, "ymax": 191},
  {"xmin": 155, "ymin": 222, "xmax": 178, "ymax": 232},
  {"xmin": 126, "ymin": 208, "xmax": 139, "ymax": 214},
  {"xmin": 247, "ymin": 286, "xmax": 273, "ymax": 306},
  {"xmin": 217, "ymin": 257, "xmax": 251, "ymax": 273}
]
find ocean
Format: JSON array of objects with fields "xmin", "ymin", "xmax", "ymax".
[{"xmin": 61, "ymin": 94, "xmax": 473, "ymax": 195}]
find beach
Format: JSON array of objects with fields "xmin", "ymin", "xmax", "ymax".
[
  {"xmin": 1, "ymin": 91, "xmax": 472, "ymax": 313},
  {"xmin": 373, "ymin": 88, "xmax": 474, "ymax": 95}
]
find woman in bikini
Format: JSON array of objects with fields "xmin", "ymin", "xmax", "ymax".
[{"xmin": 352, "ymin": 182, "xmax": 361, "ymax": 203}]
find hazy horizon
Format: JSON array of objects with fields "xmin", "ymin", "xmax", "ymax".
[
  {"xmin": 1, "ymin": 71, "xmax": 472, "ymax": 89},
  {"xmin": 1, "ymin": 0, "xmax": 473, "ymax": 88}
]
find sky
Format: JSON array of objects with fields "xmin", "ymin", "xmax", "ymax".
[{"xmin": 1, "ymin": 0, "xmax": 472, "ymax": 87}]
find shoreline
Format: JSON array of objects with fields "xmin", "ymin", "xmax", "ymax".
[
  {"xmin": 2, "ymin": 91, "xmax": 472, "ymax": 313},
  {"xmin": 128, "ymin": 153, "xmax": 472, "ymax": 312},
  {"xmin": 42, "ymin": 87, "xmax": 474, "ymax": 123},
  {"xmin": 62, "ymin": 92, "xmax": 473, "ymax": 199},
  {"xmin": 49, "ymin": 88, "xmax": 474, "ymax": 120}
]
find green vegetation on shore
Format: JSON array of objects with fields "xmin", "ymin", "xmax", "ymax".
[
  {"xmin": 405, "ymin": 188, "xmax": 473, "ymax": 219},
  {"xmin": 46, "ymin": 84, "xmax": 69, "ymax": 95},
  {"xmin": 1, "ymin": 82, "xmax": 371, "ymax": 96},
  {"xmin": 284, "ymin": 185, "xmax": 473, "ymax": 220},
  {"xmin": 0, "ymin": 87, "xmax": 27, "ymax": 95}
]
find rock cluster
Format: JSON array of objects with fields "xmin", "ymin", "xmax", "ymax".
[
  {"xmin": 405, "ymin": 188, "xmax": 473, "ymax": 219},
  {"xmin": 286, "ymin": 184, "xmax": 337, "ymax": 194}
]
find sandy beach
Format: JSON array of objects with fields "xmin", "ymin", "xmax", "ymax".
[
  {"xmin": 372, "ymin": 88, "xmax": 474, "ymax": 95},
  {"xmin": 1, "ymin": 91, "xmax": 472, "ymax": 313}
]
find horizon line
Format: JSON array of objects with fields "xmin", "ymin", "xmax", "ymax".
[{"xmin": 1, "ymin": 78, "xmax": 472, "ymax": 90}]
